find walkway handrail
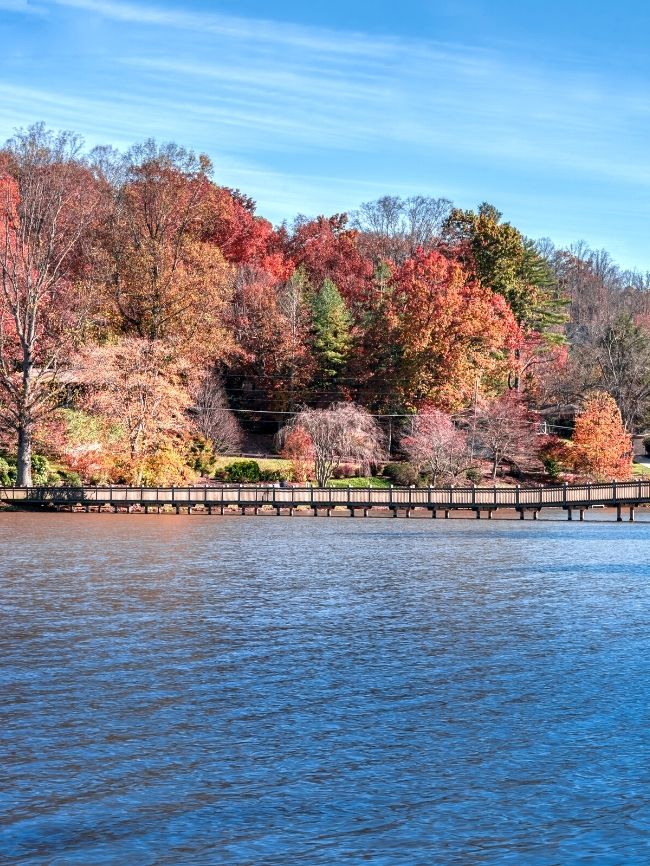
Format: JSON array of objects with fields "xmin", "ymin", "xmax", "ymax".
[{"xmin": 1, "ymin": 480, "xmax": 649, "ymax": 508}]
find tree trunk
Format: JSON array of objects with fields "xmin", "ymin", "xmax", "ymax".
[{"xmin": 17, "ymin": 423, "xmax": 33, "ymax": 487}]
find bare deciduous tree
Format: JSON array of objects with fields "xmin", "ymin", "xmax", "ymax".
[
  {"xmin": 282, "ymin": 402, "xmax": 385, "ymax": 486},
  {"xmin": 0, "ymin": 123, "xmax": 101, "ymax": 485},
  {"xmin": 192, "ymin": 370, "xmax": 242, "ymax": 454},
  {"xmin": 352, "ymin": 195, "xmax": 452, "ymax": 264}
]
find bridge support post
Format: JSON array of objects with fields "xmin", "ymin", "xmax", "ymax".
[
  {"xmin": 617, "ymin": 505, "xmax": 622, "ymax": 522},
  {"xmin": 327, "ymin": 508, "xmax": 332, "ymax": 517},
  {"xmin": 488, "ymin": 510, "xmax": 493, "ymax": 520},
  {"xmin": 313, "ymin": 507, "xmax": 318, "ymax": 517},
  {"xmin": 630, "ymin": 506, "xmax": 636, "ymax": 522},
  {"xmin": 444, "ymin": 510, "xmax": 449, "ymax": 519},
  {"xmin": 406, "ymin": 508, "xmax": 411, "ymax": 519},
  {"xmin": 289, "ymin": 507, "xmax": 294, "ymax": 517},
  {"xmin": 579, "ymin": 509, "xmax": 584, "ymax": 522},
  {"xmin": 363, "ymin": 508, "xmax": 369, "ymax": 517},
  {"xmin": 519, "ymin": 509, "xmax": 525, "ymax": 520},
  {"xmin": 567, "ymin": 509, "xmax": 573, "ymax": 521},
  {"xmin": 431, "ymin": 509, "xmax": 436, "ymax": 518},
  {"xmin": 475, "ymin": 510, "xmax": 481, "ymax": 519},
  {"xmin": 533, "ymin": 510, "xmax": 538, "ymax": 521}
]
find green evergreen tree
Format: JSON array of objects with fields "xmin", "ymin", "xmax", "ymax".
[
  {"xmin": 445, "ymin": 202, "xmax": 567, "ymax": 338},
  {"xmin": 310, "ymin": 279, "xmax": 352, "ymax": 392}
]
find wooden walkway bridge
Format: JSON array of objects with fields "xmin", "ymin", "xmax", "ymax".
[{"xmin": 1, "ymin": 481, "xmax": 649, "ymax": 521}]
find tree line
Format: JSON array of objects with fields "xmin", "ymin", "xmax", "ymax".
[{"xmin": 0, "ymin": 123, "xmax": 645, "ymax": 486}]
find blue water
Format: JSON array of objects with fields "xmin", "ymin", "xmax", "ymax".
[{"xmin": 1, "ymin": 512, "xmax": 650, "ymax": 865}]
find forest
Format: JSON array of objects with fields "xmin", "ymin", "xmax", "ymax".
[{"xmin": 0, "ymin": 123, "xmax": 647, "ymax": 488}]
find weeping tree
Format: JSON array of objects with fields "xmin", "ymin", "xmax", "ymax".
[
  {"xmin": 282, "ymin": 402, "xmax": 385, "ymax": 486},
  {"xmin": 0, "ymin": 124, "xmax": 101, "ymax": 485}
]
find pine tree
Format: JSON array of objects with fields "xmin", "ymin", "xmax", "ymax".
[{"xmin": 310, "ymin": 279, "xmax": 352, "ymax": 393}]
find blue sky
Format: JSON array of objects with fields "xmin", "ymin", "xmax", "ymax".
[{"xmin": 1, "ymin": 0, "xmax": 649, "ymax": 269}]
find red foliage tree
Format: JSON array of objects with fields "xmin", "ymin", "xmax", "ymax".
[
  {"xmin": 389, "ymin": 250, "xmax": 520, "ymax": 410},
  {"xmin": 287, "ymin": 214, "xmax": 375, "ymax": 308}
]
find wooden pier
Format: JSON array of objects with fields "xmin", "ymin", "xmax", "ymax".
[{"xmin": 1, "ymin": 481, "xmax": 649, "ymax": 521}]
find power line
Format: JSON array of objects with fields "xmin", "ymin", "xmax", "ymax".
[{"xmin": 225, "ymin": 405, "xmax": 576, "ymax": 432}]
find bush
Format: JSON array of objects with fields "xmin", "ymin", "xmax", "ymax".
[
  {"xmin": 382, "ymin": 462, "xmax": 420, "ymax": 486},
  {"xmin": 187, "ymin": 436, "xmax": 217, "ymax": 476},
  {"xmin": 0, "ymin": 456, "xmax": 14, "ymax": 486},
  {"xmin": 332, "ymin": 462, "xmax": 358, "ymax": 479},
  {"xmin": 58, "ymin": 469, "xmax": 83, "ymax": 488},
  {"xmin": 465, "ymin": 467, "xmax": 482, "ymax": 484},
  {"xmin": 220, "ymin": 460, "xmax": 262, "ymax": 483},
  {"xmin": 539, "ymin": 436, "xmax": 570, "ymax": 480}
]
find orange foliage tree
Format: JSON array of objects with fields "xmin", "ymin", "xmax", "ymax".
[
  {"xmin": 571, "ymin": 391, "xmax": 632, "ymax": 480},
  {"xmin": 78, "ymin": 337, "xmax": 195, "ymax": 484},
  {"xmin": 100, "ymin": 141, "xmax": 233, "ymax": 353},
  {"xmin": 389, "ymin": 251, "xmax": 520, "ymax": 410}
]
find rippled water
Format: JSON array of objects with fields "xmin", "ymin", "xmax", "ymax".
[{"xmin": 2, "ymin": 511, "xmax": 650, "ymax": 865}]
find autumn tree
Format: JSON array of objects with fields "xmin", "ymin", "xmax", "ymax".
[
  {"xmin": 282, "ymin": 403, "xmax": 384, "ymax": 486},
  {"xmin": 474, "ymin": 394, "xmax": 540, "ymax": 479},
  {"xmin": 204, "ymin": 186, "xmax": 291, "ymax": 280},
  {"xmin": 389, "ymin": 250, "xmax": 520, "ymax": 410},
  {"xmin": 445, "ymin": 203, "xmax": 566, "ymax": 335},
  {"xmin": 79, "ymin": 337, "xmax": 194, "ymax": 484},
  {"xmin": 401, "ymin": 409, "xmax": 470, "ymax": 484},
  {"xmin": 287, "ymin": 214, "xmax": 375, "ymax": 309},
  {"xmin": 571, "ymin": 391, "xmax": 632, "ymax": 480},
  {"xmin": 0, "ymin": 124, "xmax": 101, "ymax": 485},
  {"xmin": 224, "ymin": 266, "xmax": 313, "ymax": 410},
  {"xmin": 279, "ymin": 425, "xmax": 314, "ymax": 482},
  {"xmin": 99, "ymin": 140, "xmax": 232, "ymax": 352}
]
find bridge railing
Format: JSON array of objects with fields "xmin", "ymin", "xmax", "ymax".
[{"xmin": 1, "ymin": 480, "xmax": 650, "ymax": 508}]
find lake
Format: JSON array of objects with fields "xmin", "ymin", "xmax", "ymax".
[{"xmin": 2, "ymin": 511, "xmax": 650, "ymax": 865}]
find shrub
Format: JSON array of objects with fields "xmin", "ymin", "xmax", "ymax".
[
  {"xmin": 220, "ymin": 460, "xmax": 262, "ymax": 483},
  {"xmin": 383, "ymin": 462, "xmax": 420, "ymax": 486},
  {"xmin": 187, "ymin": 436, "xmax": 217, "ymax": 476},
  {"xmin": 0, "ymin": 456, "xmax": 14, "ymax": 486},
  {"xmin": 332, "ymin": 462, "xmax": 358, "ymax": 479},
  {"xmin": 465, "ymin": 467, "xmax": 482, "ymax": 484},
  {"xmin": 58, "ymin": 470, "xmax": 83, "ymax": 488}
]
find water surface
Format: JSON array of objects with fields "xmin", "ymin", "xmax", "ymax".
[{"xmin": 2, "ymin": 512, "xmax": 650, "ymax": 865}]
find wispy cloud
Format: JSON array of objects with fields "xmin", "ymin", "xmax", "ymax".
[
  {"xmin": 0, "ymin": 0, "xmax": 46, "ymax": 13},
  {"xmin": 3, "ymin": 0, "xmax": 650, "ymax": 266}
]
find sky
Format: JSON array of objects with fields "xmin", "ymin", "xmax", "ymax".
[{"xmin": 1, "ymin": 0, "xmax": 650, "ymax": 269}]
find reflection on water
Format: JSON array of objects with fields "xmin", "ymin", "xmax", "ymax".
[{"xmin": 1, "ymin": 512, "xmax": 650, "ymax": 865}]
